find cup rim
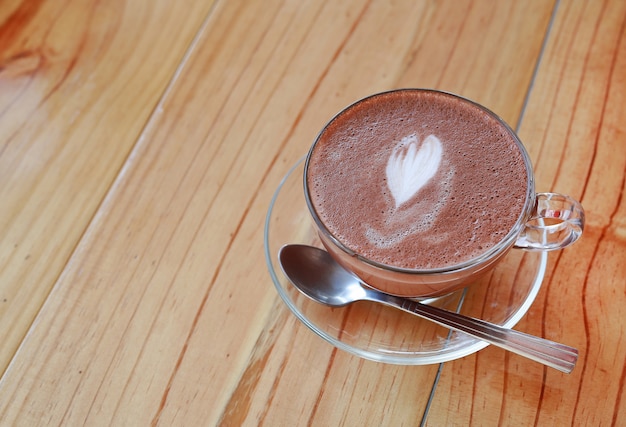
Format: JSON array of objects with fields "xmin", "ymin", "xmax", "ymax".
[{"xmin": 304, "ymin": 88, "xmax": 536, "ymax": 276}]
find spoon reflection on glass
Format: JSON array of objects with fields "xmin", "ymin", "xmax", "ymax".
[{"xmin": 278, "ymin": 244, "xmax": 578, "ymax": 373}]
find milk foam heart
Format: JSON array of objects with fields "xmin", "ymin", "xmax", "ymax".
[{"xmin": 386, "ymin": 134, "xmax": 443, "ymax": 208}]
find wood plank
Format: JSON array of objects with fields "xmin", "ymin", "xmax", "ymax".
[
  {"xmin": 0, "ymin": 0, "xmax": 217, "ymax": 374},
  {"xmin": 426, "ymin": 0, "xmax": 626, "ymax": 424},
  {"xmin": 0, "ymin": 0, "xmax": 557, "ymax": 425}
]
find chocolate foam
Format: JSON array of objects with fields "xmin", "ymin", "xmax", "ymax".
[{"xmin": 307, "ymin": 90, "xmax": 528, "ymax": 269}]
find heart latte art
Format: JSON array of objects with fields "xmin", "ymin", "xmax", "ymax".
[
  {"xmin": 386, "ymin": 134, "xmax": 443, "ymax": 208},
  {"xmin": 365, "ymin": 133, "xmax": 452, "ymax": 250}
]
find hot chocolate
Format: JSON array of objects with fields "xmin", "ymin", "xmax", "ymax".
[{"xmin": 305, "ymin": 90, "xmax": 529, "ymax": 270}]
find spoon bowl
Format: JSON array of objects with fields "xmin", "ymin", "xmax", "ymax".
[
  {"xmin": 280, "ymin": 242, "xmax": 368, "ymax": 306},
  {"xmin": 278, "ymin": 244, "xmax": 578, "ymax": 373}
]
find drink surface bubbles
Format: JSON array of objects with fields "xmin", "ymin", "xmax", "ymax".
[{"xmin": 306, "ymin": 90, "xmax": 528, "ymax": 269}]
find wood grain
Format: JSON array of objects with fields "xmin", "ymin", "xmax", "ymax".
[
  {"xmin": 1, "ymin": 0, "xmax": 623, "ymax": 425},
  {"xmin": 0, "ymin": 0, "xmax": 217, "ymax": 375}
]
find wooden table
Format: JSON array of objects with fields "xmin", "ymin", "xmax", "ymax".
[{"xmin": 1, "ymin": 0, "xmax": 624, "ymax": 425}]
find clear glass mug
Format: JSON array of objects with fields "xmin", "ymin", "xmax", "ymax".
[{"xmin": 304, "ymin": 89, "xmax": 585, "ymax": 298}]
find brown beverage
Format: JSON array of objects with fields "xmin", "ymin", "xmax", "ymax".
[{"xmin": 306, "ymin": 90, "xmax": 529, "ymax": 270}]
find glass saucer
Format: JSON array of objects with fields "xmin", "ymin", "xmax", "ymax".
[{"xmin": 264, "ymin": 158, "xmax": 547, "ymax": 365}]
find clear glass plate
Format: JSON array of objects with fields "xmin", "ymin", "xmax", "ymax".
[{"xmin": 264, "ymin": 158, "xmax": 547, "ymax": 365}]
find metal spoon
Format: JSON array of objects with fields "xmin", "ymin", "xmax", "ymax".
[{"xmin": 278, "ymin": 244, "xmax": 578, "ymax": 373}]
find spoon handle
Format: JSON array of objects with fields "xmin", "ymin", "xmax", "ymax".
[{"xmin": 385, "ymin": 295, "xmax": 578, "ymax": 373}]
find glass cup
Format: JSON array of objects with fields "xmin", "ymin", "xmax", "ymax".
[{"xmin": 304, "ymin": 89, "xmax": 584, "ymax": 298}]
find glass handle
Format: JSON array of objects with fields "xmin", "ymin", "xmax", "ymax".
[{"xmin": 514, "ymin": 193, "xmax": 585, "ymax": 251}]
